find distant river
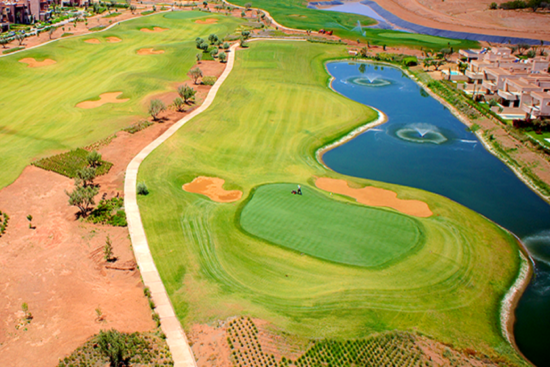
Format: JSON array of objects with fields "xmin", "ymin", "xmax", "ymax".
[{"xmin": 323, "ymin": 61, "xmax": 550, "ymax": 367}]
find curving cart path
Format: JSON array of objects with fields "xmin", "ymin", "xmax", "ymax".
[{"xmin": 124, "ymin": 38, "xmax": 305, "ymax": 367}]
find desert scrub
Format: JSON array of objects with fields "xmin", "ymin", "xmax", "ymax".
[
  {"xmin": 0, "ymin": 210, "xmax": 9, "ymax": 237},
  {"xmin": 32, "ymin": 148, "xmax": 112, "ymax": 178},
  {"xmin": 202, "ymin": 76, "xmax": 217, "ymax": 85},
  {"xmin": 87, "ymin": 197, "xmax": 127, "ymax": 226},
  {"xmin": 123, "ymin": 120, "xmax": 154, "ymax": 134}
]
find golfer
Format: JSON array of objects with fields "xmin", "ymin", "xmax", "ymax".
[{"xmin": 297, "ymin": 185, "xmax": 302, "ymax": 195}]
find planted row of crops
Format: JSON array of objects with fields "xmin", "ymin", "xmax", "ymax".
[
  {"xmin": 226, "ymin": 317, "xmax": 434, "ymax": 367},
  {"xmin": 0, "ymin": 210, "xmax": 9, "ymax": 237},
  {"xmin": 32, "ymin": 148, "xmax": 112, "ymax": 178}
]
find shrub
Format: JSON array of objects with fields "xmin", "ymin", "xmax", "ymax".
[
  {"xmin": 489, "ymin": 2, "xmax": 498, "ymax": 9},
  {"xmin": 137, "ymin": 182, "xmax": 149, "ymax": 195},
  {"xmin": 219, "ymin": 51, "xmax": 227, "ymax": 63},
  {"xmin": 189, "ymin": 67, "xmax": 203, "ymax": 84},
  {"xmin": 88, "ymin": 197, "xmax": 127, "ymax": 226},
  {"xmin": 202, "ymin": 76, "xmax": 217, "ymax": 85},
  {"xmin": 173, "ymin": 97, "xmax": 185, "ymax": 111},
  {"xmin": 122, "ymin": 120, "xmax": 153, "ymax": 134},
  {"xmin": 148, "ymin": 99, "xmax": 166, "ymax": 120},
  {"xmin": 178, "ymin": 84, "xmax": 196, "ymax": 103}
]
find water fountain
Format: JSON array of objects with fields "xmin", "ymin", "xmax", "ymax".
[
  {"xmin": 345, "ymin": 74, "xmax": 392, "ymax": 87},
  {"xmin": 394, "ymin": 123, "xmax": 448, "ymax": 144}
]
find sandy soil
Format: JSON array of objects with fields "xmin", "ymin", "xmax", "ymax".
[
  {"xmin": 76, "ymin": 92, "xmax": 129, "ymax": 109},
  {"xmin": 18, "ymin": 57, "xmax": 56, "ymax": 68},
  {"xmin": 368, "ymin": 0, "xmax": 550, "ymax": 42},
  {"xmin": 137, "ymin": 47, "xmax": 165, "ymax": 55},
  {"xmin": 195, "ymin": 18, "xmax": 218, "ymax": 24},
  {"xmin": 183, "ymin": 177, "xmax": 242, "ymax": 203},
  {"xmin": 106, "ymin": 36, "xmax": 122, "ymax": 43},
  {"xmin": 316, "ymin": 177, "xmax": 433, "ymax": 217},
  {"xmin": 84, "ymin": 38, "xmax": 101, "ymax": 44},
  {"xmin": 140, "ymin": 27, "xmax": 168, "ymax": 33}
]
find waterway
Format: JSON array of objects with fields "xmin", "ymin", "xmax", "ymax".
[{"xmin": 323, "ymin": 61, "xmax": 550, "ymax": 366}]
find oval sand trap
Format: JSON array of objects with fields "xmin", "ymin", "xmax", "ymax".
[
  {"xmin": 140, "ymin": 27, "xmax": 168, "ymax": 33},
  {"xmin": 137, "ymin": 48, "xmax": 165, "ymax": 55},
  {"xmin": 76, "ymin": 92, "xmax": 129, "ymax": 109},
  {"xmin": 84, "ymin": 38, "xmax": 101, "ymax": 44},
  {"xmin": 316, "ymin": 177, "xmax": 432, "ymax": 218},
  {"xmin": 183, "ymin": 176, "xmax": 242, "ymax": 203},
  {"xmin": 195, "ymin": 18, "xmax": 218, "ymax": 24},
  {"xmin": 106, "ymin": 36, "xmax": 122, "ymax": 43},
  {"xmin": 19, "ymin": 58, "xmax": 57, "ymax": 68}
]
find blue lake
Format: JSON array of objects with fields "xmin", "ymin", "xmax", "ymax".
[{"xmin": 323, "ymin": 61, "xmax": 550, "ymax": 366}]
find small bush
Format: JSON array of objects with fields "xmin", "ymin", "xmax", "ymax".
[
  {"xmin": 137, "ymin": 182, "xmax": 149, "ymax": 195},
  {"xmin": 202, "ymin": 76, "xmax": 217, "ymax": 85},
  {"xmin": 122, "ymin": 120, "xmax": 153, "ymax": 134},
  {"xmin": 87, "ymin": 197, "xmax": 127, "ymax": 227}
]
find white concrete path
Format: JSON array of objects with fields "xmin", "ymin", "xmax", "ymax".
[{"xmin": 124, "ymin": 38, "xmax": 305, "ymax": 367}]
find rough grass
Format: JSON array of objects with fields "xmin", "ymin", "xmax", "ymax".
[
  {"xmin": 32, "ymin": 148, "xmax": 113, "ymax": 178},
  {"xmin": 229, "ymin": 0, "xmax": 479, "ymax": 49},
  {"xmin": 137, "ymin": 41, "xmax": 526, "ymax": 365},
  {"xmin": 0, "ymin": 11, "xmax": 245, "ymax": 190},
  {"xmin": 240, "ymin": 183, "xmax": 424, "ymax": 267}
]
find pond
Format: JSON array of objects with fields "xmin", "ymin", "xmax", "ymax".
[{"xmin": 323, "ymin": 61, "xmax": 550, "ymax": 367}]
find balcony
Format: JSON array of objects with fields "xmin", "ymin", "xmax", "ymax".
[
  {"xmin": 498, "ymin": 90, "xmax": 519, "ymax": 101},
  {"xmin": 521, "ymin": 104, "xmax": 541, "ymax": 117},
  {"xmin": 482, "ymin": 80, "xmax": 497, "ymax": 92},
  {"xmin": 466, "ymin": 70, "xmax": 483, "ymax": 80}
]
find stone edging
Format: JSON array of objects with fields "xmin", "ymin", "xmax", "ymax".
[{"xmin": 124, "ymin": 38, "xmax": 304, "ymax": 367}]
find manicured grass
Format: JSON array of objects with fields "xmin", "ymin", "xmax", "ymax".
[
  {"xmin": 240, "ymin": 183, "xmax": 424, "ymax": 267},
  {"xmin": 137, "ymin": 41, "xmax": 526, "ymax": 365},
  {"xmin": 229, "ymin": 0, "xmax": 479, "ymax": 49},
  {"xmin": 0, "ymin": 11, "xmax": 245, "ymax": 190}
]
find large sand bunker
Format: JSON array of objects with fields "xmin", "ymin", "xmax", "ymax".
[
  {"xmin": 137, "ymin": 48, "xmax": 165, "ymax": 55},
  {"xmin": 84, "ymin": 38, "xmax": 101, "ymax": 44},
  {"xmin": 76, "ymin": 92, "xmax": 129, "ymax": 109},
  {"xmin": 140, "ymin": 27, "xmax": 168, "ymax": 33},
  {"xmin": 316, "ymin": 177, "xmax": 432, "ymax": 218},
  {"xmin": 106, "ymin": 36, "xmax": 122, "ymax": 43},
  {"xmin": 195, "ymin": 18, "xmax": 218, "ymax": 24},
  {"xmin": 19, "ymin": 58, "xmax": 56, "ymax": 68},
  {"xmin": 183, "ymin": 176, "xmax": 242, "ymax": 203}
]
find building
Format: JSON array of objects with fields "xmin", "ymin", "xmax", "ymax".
[
  {"xmin": 460, "ymin": 47, "xmax": 550, "ymax": 118},
  {"xmin": 0, "ymin": 0, "xmax": 51, "ymax": 25}
]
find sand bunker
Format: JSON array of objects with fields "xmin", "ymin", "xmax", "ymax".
[
  {"xmin": 76, "ymin": 92, "xmax": 129, "ymax": 109},
  {"xmin": 195, "ymin": 18, "xmax": 218, "ymax": 24},
  {"xmin": 106, "ymin": 36, "xmax": 122, "ymax": 43},
  {"xmin": 183, "ymin": 176, "xmax": 242, "ymax": 203},
  {"xmin": 316, "ymin": 177, "xmax": 432, "ymax": 218},
  {"xmin": 140, "ymin": 27, "xmax": 168, "ymax": 33},
  {"xmin": 137, "ymin": 48, "xmax": 165, "ymax": 55},
  {"xmin": 84, "ymin": 38, "xmax": 101, "ymax": 44},
  {"xmin": 19, "ymin": 58, "xmax": 57, "ymax": 68}
]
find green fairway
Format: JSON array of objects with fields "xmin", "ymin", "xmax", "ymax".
[
  {"xmin": 137, "ymin": 41, "xmax": 526, "ymax": 365},
  {"xmin": 230, "ymin": 0, "xmax": 479, "ymax": 49},
  {"xmin": 0, "ymin": 11, "xmax": 244, "ymax": 190},
  {"xmin": 240, "ymin": 183, "xmax": 424, "ymax": 267}
]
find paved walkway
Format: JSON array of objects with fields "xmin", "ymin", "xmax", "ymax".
[{"xmin": 124, "ymin": 38, "xmax": 305, "ymax": 367}]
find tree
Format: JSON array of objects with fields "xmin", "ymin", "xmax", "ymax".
[
  {"xmin": 148, "ymin": 99, "xmax": 166, "ymax": 120},
  {"xmin": 489, "ymin": 2, "xmax": 497, "ymax": 9},
  {"xmin": 137, "ymin": 182, "xmax": 149, "ymax": 195},
  {"xmin": 440, "ymin": 47, "xmax": 453, "ymax": 61},
  {"xmin": 15, "ymin": 32, "xmax": 25, "ymax": 46},
  {"xmin": 173, "ymin": 97, "xmax": 185, "ymax": 111},
  {"xmin": 66, "ymin": 185, "xmax": 99, "ymax": 216},
  {"xmin": 208, "ymin": 33, "xmax": 219, "ymax": 45},
  {"xmin": 198, "ymin": 41, "xmax": 209, "ymax": 52},
  {"xmin": 0, "ymin": 37, "xmax": 8, "ymax": 48},
  {"xmin": 189, "ymin": 67, "xmax": 203, "ymax": 85},
  {"xmin": 245, "ymin": 2, "xmax": 252, "ymax": 10},
  {"xmin": 196, "ymin": 52, "xmax": 202, "ymax": 64},
  {"xmin": 210, "ymin": 48, "xmax": 218, "ymax": 58},
  {"xmin": 76, "ymin": 166, "xmax": 97, "ymax": 187},
  {"xmin": 218, "ymin": 51, "xmax": 227, "ymax": 63},
  {"xmin": 203, "ymin": 0, "xmax": 208, "ymax": 8},
  {"xmin": 241, "ymin": 10, "xmax": 245, "ymax": 17},
  {"xmin": 359, "ymin": 46, "xmax": 368, "ymax": 57},
  {"xmin": 86, "ymin": 150, "xmax": 102, "ymax": 168},
  {"xmin": 517, "ymin": 43, "xmax": 531, "ymax": 55},
  {"xmin": 241, "ymin": 30, "xmax": 251, "ymax": 40},
  {"xmin": 178, "ymin": 84, "xmax": 196, "ymax": 103},
  {"xmin": 239, "ymin": 37, "xmax": 247, "ymax": 48},
  {"xmin": 97, "ymin": 329, "xmax": 130, "ymax": 367},
  {"xmin": 223, "ymin": 42, "xmax": 230, "ymax": 50},
  {"xmin": 49, "ymin": 27, "xmax": 55, "ymax": 40},
  {"xmin": 130, "ymin": 4, "xmax": 136, "ymax": 14},
  {"xmin": 432, "ymin": 59, "xmax": 445, "ymax": 71},
  {"xmin": 104, "ymin": 235, "xmax": 114, "ymax": 261},
  {"xmin": 195, "ymin": 37, "xmax": 205, "ymax": 48}
]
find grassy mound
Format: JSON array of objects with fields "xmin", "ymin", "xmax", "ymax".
[
  {"xmin": 0, "ymin": 11, "xmax": 245, "ymax": 190},
  {"xmin": 240, "ymin": 183, "xmax": 424, "ymax": 267},
  {"xmin": 137, "ymin": 41, "xmax": 526, "ymax": 365}
]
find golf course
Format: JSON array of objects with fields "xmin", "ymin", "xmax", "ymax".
[
  {"xmin": 0, "ymin": 11, "xmax": 245, "ymax": 190},
  {"xmin": 136, "ymin": 41, "xmax": 528, "ymax": 365}
]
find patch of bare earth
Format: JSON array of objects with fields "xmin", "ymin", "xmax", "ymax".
[
  {"xmin": 369, "ymin": 0, "xmax": 550, "ymax": 41},
  {"xmin": 0, "ymin": 59, "xmax": 227, "ymax": 367}
]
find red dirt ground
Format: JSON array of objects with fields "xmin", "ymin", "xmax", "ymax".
[{"xmin": 0, "ymin": 59, "xmax": 227, "ymax": 367}]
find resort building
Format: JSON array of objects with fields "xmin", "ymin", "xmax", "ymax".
[
  {"xmin": 0, "ymin": 0, "xmax": 52, "ymax": 25},
  {"xmin": 459, "ymin": 47, "xmax": 550, "ymax": 118}
]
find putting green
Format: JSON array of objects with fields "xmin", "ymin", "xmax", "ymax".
[
  {"xmin": 240, "ymin": 183, "xmax": 424, "ymax": 267},
  {"xmin": 378, "ymin": 32, "xmax": 461, "ymax": 45},
  {"xmin": 0, "ymin": 11, "xmax": 244, "ymax": 190}
]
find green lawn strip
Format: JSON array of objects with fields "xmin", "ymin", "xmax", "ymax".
[
  {"xmin": 0, "ymin": 11, "xmax": 245, "ymax": 190},
  {"xmin": 230, "ymin": 0, "xmax": 479, "ymax": 49},
  {"xmin": 137, "ymin": 41, "xmax": 526, "ymax": 365},
  {"xmin": 240, "ymin": 183, "xmax": 424, "ymax": 267},
  {"xmin": 32, "ymin": 148, "xmax": 112, "ymax": 178}
]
